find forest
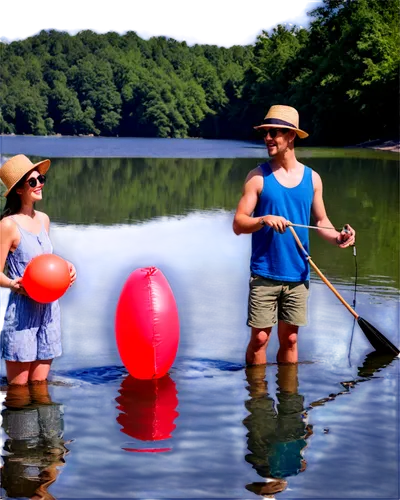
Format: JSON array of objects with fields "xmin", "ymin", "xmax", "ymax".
[{"xmin": 0, "ymin": 0, "xmax": 398, "ymax": 145}]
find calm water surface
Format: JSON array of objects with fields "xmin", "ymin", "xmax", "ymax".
[{"xmin": 0, "ymin": 137, "xmax": 398, "ymax": 499}]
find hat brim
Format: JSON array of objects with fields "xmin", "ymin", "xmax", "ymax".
[
  {"xmin": 254, "ymin": 124, "xmax": 309, "ymax": 139},
  {"xmin": 3, "ymin": 159, "xmax": 51, "ymax": 197}
]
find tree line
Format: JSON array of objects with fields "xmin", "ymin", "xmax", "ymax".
[{"xmin": 0, "ymin": 0, "xmax": 398, "ymax": 145}]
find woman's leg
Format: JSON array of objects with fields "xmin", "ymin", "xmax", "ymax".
[
  {"xmin": 34, "ymin": 301, "xmax": 61, "ymax": 383},
  {"xmin": 5, "ymin": 360, "xmax": 31, "ymax": 385},
  {"xmin": 29, "ymin": 359, "xmax": 52, "ymax": 382}
]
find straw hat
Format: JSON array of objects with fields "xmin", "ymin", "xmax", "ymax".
[
  {"xmin": 0, "ymin": 154, "xmax": 51, "ymax": 197},
  {"xmin": 254, "ymin": 105, "xmax": 309, "ymax": 139}
]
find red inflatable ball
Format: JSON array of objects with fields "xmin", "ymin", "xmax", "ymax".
[
  {"xmin": 22, "ymin": 254, "xmax": 71, "ymax": 303},
  {"xmin": 115, "ymin": 266, "xmax": 180, "ymax": 380},
  {"xmin": 116, "ymin": 374, "xmax": 179, "ymax": 452}
]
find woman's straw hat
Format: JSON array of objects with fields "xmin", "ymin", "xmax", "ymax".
[
  {"xmin": 0, "ymin": 154, "xmax": 51, "ymax": 197},
  {"xmin": 254, "ymin": 105, "xmax": 309, "ymax": 139}
]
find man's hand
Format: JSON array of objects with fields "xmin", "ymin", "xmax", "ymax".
[
  {"xmin": 336, "ymin": 224, "xmax": 356, "ymax": 248},
  {"xmin": 264, "ymin": 215, "xmax": 288, "ymax": 233}
]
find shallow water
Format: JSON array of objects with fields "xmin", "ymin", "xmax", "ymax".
[{"xmin": 0, "ymin": 138, "xmax": 398, "ymax": 499}]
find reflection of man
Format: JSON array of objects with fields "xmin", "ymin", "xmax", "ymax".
[
  {"xmin": 1, "ymin": 381, "xmax": 68, "ymax": 500},
  {"xmin": 243, "ymin": 363, "xmax": 312, "ymax": 496}
]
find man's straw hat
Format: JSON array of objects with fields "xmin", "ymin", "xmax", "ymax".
[
  {"xmin": 0, "ymin": 154, "xmax": 51, "ymax": 197},
  {"xmin": 254, "ymin": 105, "xmax": 309, "ymax": 139}
]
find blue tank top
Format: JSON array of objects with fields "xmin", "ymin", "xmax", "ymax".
[
  {"xmin": 6, "ymin": 216, "xmax": 53, "ymax": 279},
  {"xmin": 251, "ymin": 163, "xmax": 314, "ymax": 282}
]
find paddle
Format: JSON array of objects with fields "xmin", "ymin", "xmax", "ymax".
[{"xmin": 288, "ymin": 225, "xmax": 399, "ymax": 355}]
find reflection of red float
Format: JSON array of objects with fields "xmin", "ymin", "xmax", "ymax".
[
  {"xmin": 116, "ymin": 374, "xmax": 179, "ymax": 452},
  {"xmin": 22, "ymin": 254, "xmax": 70, "ymax": 303},
  {"xmin": 115, "ymin": 267, "xmax": 180, "ymax": 380}
]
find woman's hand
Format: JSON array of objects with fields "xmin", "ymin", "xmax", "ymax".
[
  {"xmin": 9, "ymin": 277, "xmax": 27, "ymax": 295},
  {"xmin": 67, "ymin": 262, "xmax": 77, "ymax": 286}
]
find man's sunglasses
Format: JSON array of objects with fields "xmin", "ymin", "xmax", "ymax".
[
  {"xmin": 261, "ymin": 128, "xmax": 290, "ymax": 139},
  {"xmin": 26, "ymin": 174, "xmax": 47, "ymax": 188}
]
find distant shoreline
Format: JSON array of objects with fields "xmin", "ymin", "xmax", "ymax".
[
  {"xmin": 351, "ymin": 139, "xmax": 400, "ymax": 153},
  {"xmin": 1, "ymin": 134, "xmax": 399, "ymax": 153}
]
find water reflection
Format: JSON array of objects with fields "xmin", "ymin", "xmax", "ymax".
[
  {"xmin": 17, "ymin": 155, "xmax": 397, "ymax": 290},
  {"xmin": 116, "ymin": 374, "xmax": 179, "ymax": 452},
  {"xmin": 356, "ymin": 350, "xmax": 398, "ymax": 378},
  {"xmin": 243, "ymin": 351, "xmax": 398, "ymax": 497},
  {"xmin": 243, "ymin": 363, "xmax": 312, "ymax": 497},
  {"xmin": 1, "ymin": 382, "xmax": 68, "ymax": 499},
  {"xmin": 308, "ymin": 350, "xmax": 399, "ymax": 409}
]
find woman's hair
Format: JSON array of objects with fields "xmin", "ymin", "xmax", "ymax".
[{"xmin": 0, "ymin": 169, "xmax": 37, "ymax": 220}]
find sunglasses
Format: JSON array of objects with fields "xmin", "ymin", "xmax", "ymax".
[
  {"xmin": 26, "ymin": 174, "xmax": 47, "ymax": 188},
  {"xmin": 261, "ymin": 128, "xmax": 289, "ymax": 139}
]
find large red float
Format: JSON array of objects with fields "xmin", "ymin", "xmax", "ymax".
[
  {"xmin": 22, "ymin": 254, "xmax": 70, "ymax": 303},
  {"xmin": 115, "ymin": 267, "xmax": 180, "ymax": 380},
  {"xmin": 116, "ymin": 374, "xmax": 179, "ymax": 452}
]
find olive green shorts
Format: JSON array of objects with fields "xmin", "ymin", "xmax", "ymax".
[{"xmin": 247, "ymin": 274, "xmax": 309, "ymax": 328}]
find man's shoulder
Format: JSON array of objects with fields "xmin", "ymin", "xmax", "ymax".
[
  {"xmin": 309, "ymin": 168, "xmax": 322, "ymax": 192},
  {"xmin": 245, "ymin": 164, "xmax": 266, "ymax": 183},
  {"xmin": 243, "ymin": 165, "xmax": 268, "ymax": 197},
  {"xmin": 309, "ymin": 168, "xmax": 321, "ymax": 180},
  {"xmin": 300, "ymin": 162, "xmax": 315, "ymax": 173}
]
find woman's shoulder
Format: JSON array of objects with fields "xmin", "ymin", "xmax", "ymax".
[
  {"xmin": 0, "ymin": 215, "xmax": 20, "ymax": 245},
  {"xmin": 0, "ymin": 216, "xmax": 17, "ymax": 230},
  {"xmin": 35, "ymin": 210, "xmax": 50, "ymax": 223}
]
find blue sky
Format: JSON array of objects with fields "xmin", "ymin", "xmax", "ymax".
[{"xmin": 1, "ymin": 0, "xmax": 323, "ymax": 47}]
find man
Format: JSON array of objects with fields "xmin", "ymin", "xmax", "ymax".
[{"xmin": 233, "ymin": 105, "xmax": 355, "ymax": 365}]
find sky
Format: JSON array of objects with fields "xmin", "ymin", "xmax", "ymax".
[
  {"xmin": 0, "ymin": 0, "xmax": 322, "ymax": 47},
  {"xmin": 144, "ymin": 0, "xmax": 322, "ymax": 47},
  {"xmin": 134, "ymin": 0, "xmax": 322, "ymax": 47}
]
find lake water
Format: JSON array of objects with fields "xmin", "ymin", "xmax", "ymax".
[{"xmin": 0, "ymin": 137, "xmax": 398, "ymax": 499}]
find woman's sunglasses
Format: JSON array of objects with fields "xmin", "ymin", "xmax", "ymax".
[
  {"xmin": 261, "ymin": 128, "xmax": 290, "ymax": 139},
  {"xmin": 26, "ymin": 174, "xmax": 47, "ymax": 188}
]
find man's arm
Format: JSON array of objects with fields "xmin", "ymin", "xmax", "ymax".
[
  {"xmin": 311, "ymin": 171, "xmax": 355, "ymax": 247},
  {"xmin": 233, "ymin": 167, "xmax": 288, "ymax": 235},
  {"xmin": 232, "ymin": 168, "xmax": 263, "ymax": 235}
]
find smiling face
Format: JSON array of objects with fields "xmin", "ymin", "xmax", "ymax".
[
  {"xmin": 16, "ymin": 169, "xmax": 46, "ymax": 203},
  {"xmin": 262, "ymin": 127, "xmax": 296, "ymax": 157}
]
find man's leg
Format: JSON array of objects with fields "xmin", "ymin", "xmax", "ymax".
[
  {"xmin": 277, "ymin": 321, "xmax": 299, "ymax": 363},
  {"xmin": 276, "ymin": 281, "xmax": 309, "ymax": 363},
  {"xmin": 246, "ymin": 326, "xmax": 273, "ymax": 365},
  {"xmin": 247, "ymin": 275, "xmax": 281, "ymax": 365}
]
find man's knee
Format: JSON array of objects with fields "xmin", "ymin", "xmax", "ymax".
[
  {"xmin": 278, "ymin": 322, "xmax": 299, "ymax": 349},
  {"xmin": 250, "ymin": 328, "xmax": 271, "ymax": 349},
  {"xmin": 285, "ymin": 332, "xmax": 298, "ymax": 349}
]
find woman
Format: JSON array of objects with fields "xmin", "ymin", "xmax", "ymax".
[{"xmin": 0, "ymin": 154, "xmax": 76, "ymax": 385}]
